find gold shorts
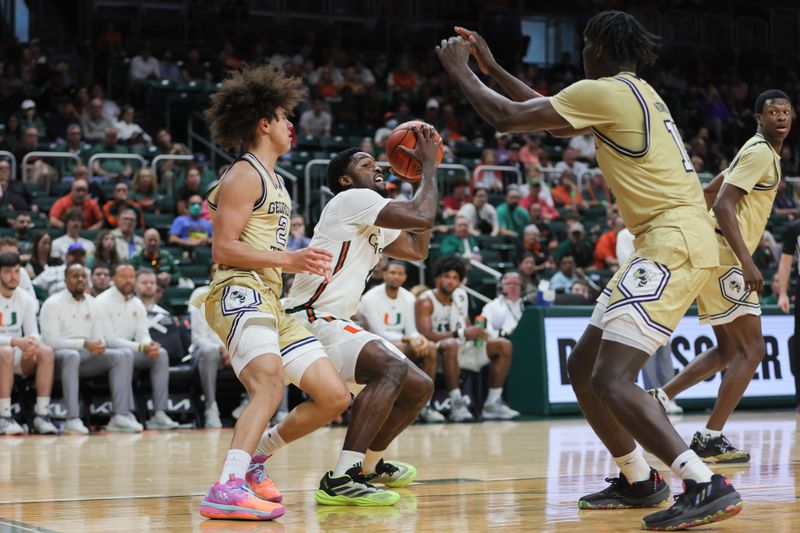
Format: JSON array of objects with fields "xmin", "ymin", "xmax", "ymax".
[
  {"xmin": 202, "ymin": 275, "xmax": 320, "ymax": 376},
  {"xmin": 599, "ymin": 227, "xmax": 714, "ymax": 345},
  {"xmin": 696, "ymin": 265, "xmax": 761, "ymax": 325}
]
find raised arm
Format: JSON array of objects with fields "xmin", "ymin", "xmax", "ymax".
[
  {"xmin": 712, "ymin": 184, "xmax": 762, "ymax": 292},
  {"xmin": 211, "ymin": 161, "xmax": 332, "ymax": 276},
  {"xmin": 374, "ymin": 125, "xmax": 441, "ymax": 232},
  {"xmin": 436, "ymin": 36, "xmax": 574, "ymax": 134}
]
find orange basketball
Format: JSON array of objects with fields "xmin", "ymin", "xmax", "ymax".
[{"xmin": 385, "ymin": 120, "xmax": 444, "ymax": 183}]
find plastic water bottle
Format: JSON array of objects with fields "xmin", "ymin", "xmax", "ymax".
[
  {"xmin": 536, "ymin": 280, "xmax": 555, "ymax": 307},
  {"xmin": 473, "ymin": 315, "xmax": 486, "ymax": 347}
]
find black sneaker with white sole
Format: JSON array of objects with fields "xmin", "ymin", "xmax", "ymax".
[
  {"xmin": 578, "ymin": 468, "xmax": 670, "ymax": 509},
  {"xmin": 642, "ymin": 474, "xmax": 743, "ymax": 530}
]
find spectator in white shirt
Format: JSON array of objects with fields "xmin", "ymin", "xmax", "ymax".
[
  {"xmin": 33, "ymin": 242, "xmax": 92, "ymax": 296},
  {"xmin": 568, "ymin": 133, "xmax": 596, "ymax": 162},
  {"xmin": 115, "ymin": 105, "xmax": 152, "ymax": 145},
  {"xmin": 129, "ymin": 44, "xmax": 161, "ymax": 81},
  {"xmin": 95, "ymin": 264, "xmax": 179, "ymax": 430},
  {"xmin": 42, "ymin": 264, "xmax": 139, "ymax": 434},
  {"xmin": 481, "ymin": 272, "xmax": 525, "ymax": 337},
  {"xmin": 51, "ymin": 208, "xmax": 96, "ymax": 261},
  {"xmin": 0, "ymin": 253, "xmax": 56, "ymax": 435},
  {"xmin": 188, "ymin": 263, "xmax": 229, "ymax": 428},
  {"xmin": 457, "ymin": 188, "xmax": 499, "ymax": 236},
  {"xmin": 554, "ymin": 148, "xmax": 590, "ymax": 182},
  {"xmin": 298, "ymin": 98, "xmax": 332, "ymax": 137}
]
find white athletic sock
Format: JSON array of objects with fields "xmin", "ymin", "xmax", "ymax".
[
  {"xmin": 449, "ymin": 389, "xmax": 462, "ymax": 403},
  {"xmin": 0, "ymin": 398, "xmax": 11, "ymax": 417},
  {"xmin": 613, "ymin": 446, "xmax": 651, "ymax": 483},
  {"xmin": 219, "ymin": 449, "xmax": 251, "ymax": 484},
  {"xmin": 255, "ymin": 426, "xmax": 287, "ymax": 458},
  {"xmin": 703, "ymin": 427, "xmax": 722, "ymax": 439},
  {"xmin": 333, "ymin": 450, "xmax": 365, "ymax": 477},
  {"xmin": 485, "ymin": 387, "xmax": 503, "ymax": 405},
  {"xmin": 671, "ymin": 449, "xmax": 713, "ymax": 483},
  {"xmin": 35, "ymin": 397, "xmax": 50, "ymax": 416},
  {"xmin": 363, "ymin": 448, "xmax": 385, "ymax": 474}
]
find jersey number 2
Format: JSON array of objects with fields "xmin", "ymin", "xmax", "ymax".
[
  {"xmin": 275, "ymin": 214, "xmax": 289, "ymax": 248},
  {"xmin": 664, "ymin": 120, "xmax": 694, "ymax": 173}
]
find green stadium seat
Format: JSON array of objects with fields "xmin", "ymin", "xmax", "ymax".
[
  {"xmin": 144, "ymin": 213, "xmax": 175, "ymax": 230},
  {"xmin": 34, "ymin": 196, "xmax": 58, "ymax": 213}
]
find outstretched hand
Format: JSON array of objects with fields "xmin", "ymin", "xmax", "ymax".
[
  {"xmin": 454, "ymin": 27, "xmax": 496, "ymax": 75},
  {"xmin": 435, "ymin": 36, "xmax": 471, "ymax": 73},
  {"xmin": 397, "ymin": 125, "xmax": 442, "ymax": 170}
]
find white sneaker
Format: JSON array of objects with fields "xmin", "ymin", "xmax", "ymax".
[
  {"xmin": 0, "ymin": 416, "xmax": 24, "ymax": 435},
  {"xmin": 419, "ymin": 406, "xmax": 445, "ymax": 423},
  {"xmin": 205, "ymin": 403, "xmax": 222, "ymax": 429},
  {"xmin": 64, "ymin": 417, "xmax": 90, "ymax": 435},
  {"xmin": 481, "ymin": 399, "xmax": 520, "ymax": 420},
  {"xmin": 448, "ymin": 397, "xmax": 474, "ymax": 422},
  {"xmin": 125, "ymin": 413, "xmax": 144, "ymax": 431},
  {"xmin": 146, "ymin": 410, "xmax": 180, "ymax": 430},
  {"xmin": 32, "ymin": 415, "xmax": 58, "ymax": 434},
  {"xmin": 108, "ymin": 414, "xmax": 143, "ymax": 433},
  {"xmin": 665, "ymin": 399, "xmax": 683, "ymax": 415},
  {"xmin": 232, "ymin": 397, "xmax": 249, "ymax": 420}
]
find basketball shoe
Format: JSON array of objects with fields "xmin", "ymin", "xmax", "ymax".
[
  {"xmin": 0, "ymin": 416, "xmax": 24, "ymax": 435},
  {"xmin": 372, "ymin": 459, "xmax": 417, "ymax": 487},
  {"xmin": 690, "ymin": 432, "xmax": 750, "ymax": 464},
  {"xmin": 578, "ymin": 468, "xmax": 670, "ymax": 509},
  {"xmin": 647, "ymin": 388, "xmax": 683, "ymax": 415},
  {"xmin": 199, "ymin": 475, "xmax": 285, "ymax": 520},
  {"xmin": 448, "ymin": 397, "xmax": 473, "ymax": 422},
  {"xmin": 642, "ymin": 474, "xmax": 743, "ymax": 530},
  {"xmin": 32, "ymin": 414, "xmax": 57, "ymax": 435},
  {"xmin": 246, "ymin": 455, "xmax": 283, "ymax": 503},
  {"xmin": 481, "ymin": 399, "xmax": 520, "ymax": 420},
  {"xmin": 315, "ymin": 465, "xmax": 400, "ymax": 506}
]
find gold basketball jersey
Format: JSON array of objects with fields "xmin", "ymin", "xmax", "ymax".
[
  {"xmin": 206, "ymin": 152, "xmax": 292, "ymax": 294},
  {"xmin": 714, "ymin": 133, "xmax": 781, "ymax": 264},
  {"xmin": 551, "ymin": 72, "xmax": 717, "ymax": 268}
]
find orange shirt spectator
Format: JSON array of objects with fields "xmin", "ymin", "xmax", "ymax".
[
  {"xmin": 594, "ymin": 217, "xmax": 626, "ymax": 269},
  {"xmin": 49, "ymin": 178, "xmax": 103, "ymax": 229},
  {"xmin": 552, "ymin": 184, "xmax": 585, "ymax": 207}
]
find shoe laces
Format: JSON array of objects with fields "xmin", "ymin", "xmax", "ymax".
[
  {"xmin": 377, "ymin": 460, "xmax": 399, "ymax": 477},
  {"xmin": 247, "ymin": 461, "xmax": 267, "ymax": 481}
]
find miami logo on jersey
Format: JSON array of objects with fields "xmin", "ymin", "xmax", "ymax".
[
  {"xmin": 383, "ymin": 312, "xmax": 402, "ymax": 326},
  {"xmin": 0, "ymin": 311, "xmax": 17, "ymax": 327}
]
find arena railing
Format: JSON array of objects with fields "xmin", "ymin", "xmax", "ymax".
[
  {"xmin": 151, "ymin": 154, "xmax": 195, "ymax": 197},
  {"xmin": 472, "ymin": 164, "xmax": 523, "ymax": 187},
  {"xmin": 87, "ymin": 153, "xmax": 148, "ymax": 183},
  {"xmin": 21, "ymin": 152, "xmax": 82, "ymax": 192},
  {"xmin": 462, "ymin": 284, "xmax": 492, "ymax": 305},
  {"xmin": 304, "ymin": 159, "xmax": 471, "ymax": 226},
  {"xmin": 0, "ymin": 151, "xmax": 17, "ymax": 181}
]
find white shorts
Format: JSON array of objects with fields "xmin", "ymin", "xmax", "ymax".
[
  {"xmin": 232, "ymin": 322, "xmax": 327, "ymax": 384},
  {"xmin": 290, "ymin": 312, "xmax": 407, "ymax": 393},
  {"xmin": 12, "ymin": 347, "xmax": 23, "ymax": 375},
  {"xmin": 435, "ymin": 339, "xmax": 491, "ymax": 372},
  {"xmin": 589, "ymin": 289, "xmax": 663, "ymax": 355}
]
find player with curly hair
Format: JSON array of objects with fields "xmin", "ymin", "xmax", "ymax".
[{"xmin": 196, "ymin": 64, "xmax": 339, "ymax": 521}]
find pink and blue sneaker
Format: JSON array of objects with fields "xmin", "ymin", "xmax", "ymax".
[
  {"xmin": 246, "ymin": 454, "xmax": 283, "ymax": 503},
  {"xmin": 199, "ymin": 475, "xmax": 285, "ymax": 520}
]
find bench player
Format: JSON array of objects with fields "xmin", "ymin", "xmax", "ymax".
[
  {"xmin": 651, "ymin": 90, "xmax": 791, "ymax": 463},
  {"xmin": 196, "ymin": 65, "xmax": 335, "ymax": 521},
  {"xmin": 437, "ymin": 11, "xmax": 742, "ymax": 530}
]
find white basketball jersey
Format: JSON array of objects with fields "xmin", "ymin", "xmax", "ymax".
[
  {"xmin": 419, "ymin": 287, "xmax": 468, "ymax": 335},
  {"xmin": 359, "ymin": 284, "xmax": 419, "ymax": 341},
  {"xmin": 286, "ymin": 188, "xmax": 401, "ymax": 320},
  {"xmin": 0, "ymin": 288, "xmax": 39, "ymax": 341}
]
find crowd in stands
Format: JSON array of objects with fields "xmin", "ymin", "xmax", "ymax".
[{"xmin": 1, "ymin": 19, "xmax": 799, "ymax": 433}]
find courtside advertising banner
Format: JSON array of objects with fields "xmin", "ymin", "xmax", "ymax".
[{"xmin": 544, "ymin": 314, "xmax": 795, "ymax": 404}]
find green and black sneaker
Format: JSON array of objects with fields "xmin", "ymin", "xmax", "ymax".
[
  {"xmin": 690, "ymin": 431, "xmax": 750, "ymax": 464},
  {"xmin": 315, "ymin": 465, "xmax": 401, "ymax": 507},
  {"xmin": 578, "ymin": 468, "xmax": 670, "ymax": 509},
  {"xmin": 372, "ymin": 459, "xmax": 417, "ymax": 488}
]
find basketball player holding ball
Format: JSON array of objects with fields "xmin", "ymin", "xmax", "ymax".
[{"xmin": 249, "ymin": 124, "xmax": 443, "ymax": 506}]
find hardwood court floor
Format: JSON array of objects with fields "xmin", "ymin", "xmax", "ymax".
[{"xmin": 0, "ymin": 411, "xmax": 798, "ymax": 532}]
